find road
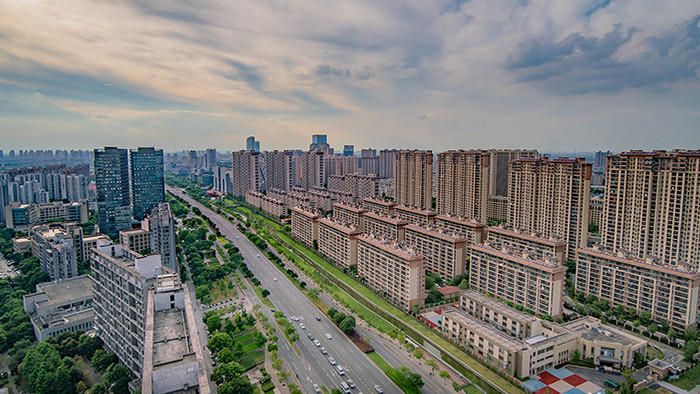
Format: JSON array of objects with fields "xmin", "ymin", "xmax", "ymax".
[{"xmin": 169, "ymin": 187, "xmax": 401, "ymax": 394}]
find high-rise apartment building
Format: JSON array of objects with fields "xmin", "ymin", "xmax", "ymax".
[
  {"xmin": 130, "ymin": 147, "xmax": 165, "ymax": 221},
  {"xmin": 436, "ymin": 150, "xmax": 490, "ymax": 223},
  {"xmin": 343, "ymin": 145, "xmax": 354, "ymax": 157},
  {"xmin": 488, "ymin": 149, "xmax": 538, "ymax": 197},
  {"xmin": 405, "ymin": 223, "xmax": 468, "ymax": 280},
  {"xmin": 602, "ymin": 150, "xmax": 700, "ymax": 269},
  {"xmin": 379, "ymin": 149, "xmax": 398, "ymax": 179},
  {"xmin": 318, "ymin": 218, "xmax": 362, "ymax": 268},
  {"xmin": 300, "ymin": 150, "xmax": 325, "ymax": 190},
  {"xmin": 94, "ymin": 147, "xmax": 132, "ymax": 236},
  {"xmin": 361, "ymin": 149, "xmax": 379, "ymax": 176},
  {"xmin": 246, "ymin": 136, "xmax": 256, "ymax": 152},
  {"xmin": 231, "ymin": 150, "xmax": 262, "ymax": 197},
  {"xmin": 310, "ymin": 134, "xmax": 330, "ymax": 152},
  {"xmin": 205, "ymin": 148, "xmax": 217, "ymax": 170},
  {"xmin": 394, "ymin": 150, "xmax": 433, "ymax": 210},
  {"xmin": 508, "ymin": 157, "xmax": 591, "ymax": 260},
  {"xmin": 265, "ymin": 150, "xmax": 294, "ymax": 192},
  {"xmin": 145, "ymin": 202, "xmax": 178, "ymax": 272}
]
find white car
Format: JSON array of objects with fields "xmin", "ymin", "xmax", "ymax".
[
  {"xmin": 273, "ymin": 277, "xmax": 277, "ymax": 281},
  {"xmin": 313, "ymin": 384, "xmax": 321, "ymax": 393},
  {"xmin": 326, "ymin": 333, "xmax": 332, "ymax": 340},
  {"xmin": 336, "ymin": 365, "xmax": 345, "ymax": 376},
  {"xmin": 290, "ymin": 316, "xmax": 299, "ymax": 321},
  {"xmin": 347, "ymin": 379, "xmax": 355, "ymax": 389},
  {"xmin": 313, "ymin": 340, "xmax": 321, "ymax": 347},
  {"xmin": 374, "ymin": 385, "xmax": 383, "ymax": 393},
  {"xmin": 320, "ymin": 347, "xmax": 327, "ymax": 354},
  {"xmin": 299, "ymin": 323, "xmax": 306, "ymax": 330},
  {"xmin": 328, "ymin": 357, "xmax": 336, "ymax": 365},
  {"xmin": 256, "ymin": 254, "xmax": 260, "ymax": 258}
]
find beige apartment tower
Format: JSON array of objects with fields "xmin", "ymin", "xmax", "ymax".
[
  {"xmin": 508, "ymin": 157, "xmax": 591, "ymax": 261},
  {"xmin": 265, "ymin": 150, "xmax": 294, "ymax": 192},
  {"xmin": 602, "ymin": 150, "xmax": 700, "ymax": 269},
  {"xmin": 231, "ymin": 150, "xmax": 261, "ymax": 197},
  {"xmin": 394, "ymin": 150, "xmax": 433, "ymax": 210},
  {"xmin": 437, "ymin": 150, "xmax": 490, "ymax": 224}
]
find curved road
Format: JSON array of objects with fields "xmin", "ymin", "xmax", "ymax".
[{"xmin": 169, "ymin": 187, "xmax": 400, "ymax": 394}]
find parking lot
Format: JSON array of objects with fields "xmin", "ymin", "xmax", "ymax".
[{"xmin": 0, "ymin": 254, "xmax": 18, "ymax": 279}]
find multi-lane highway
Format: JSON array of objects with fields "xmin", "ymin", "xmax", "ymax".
[{"xmin": 169, "ymin": 187, "xmax": 400, "ymax": 393}]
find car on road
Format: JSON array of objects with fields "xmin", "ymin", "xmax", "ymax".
[
  {"xmin": 326, "ymin": 333, "xmax": 332, "ymax": 340},
  {"xmin": 341, "ymin": 381, "xmax": 351, "ymax": 393},
  {"xmin": 273, "ymin": 277, "xmax": 277, "ymax": 281},
  {"xmin": 308, "ymin": 334, "xmax": 314, "ymax": 340},
  {"xmin": 316, "ymin": 316, "xmax": 322, "ymax": 321},
  {"xmin": 313, "ymin": 384, "xmax": 321, "ymax": 393},
  {"xmin": 374, "ymin": 385, "xmax": 383, "ymax": 393},
  {"xmin": 336, "ymin": 365, "xmax": 345, "ymax": 376},
  {"xmin": 328, "ymin": 357, "xmax": 336, "ymax": 365},
  {"xmin": 320, "ymin": 347, "xmax": 327, "ymax": 354},
  {"xmin": 299, "ymin": 323, "xmax": 306, "ymax": 330},
  {"xmin": 347, "ymin": 379, "xmax": 355, "ymax": 389},
  {"xmin": 290, "ymin": 316, "xmax": 299, "ymax": 321},
  {"xmin": 313, "ymin": 340, "xmax": 321, "ymax": 347}
]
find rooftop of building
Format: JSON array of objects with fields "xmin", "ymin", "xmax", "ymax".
[
  {"xmin": 406, "ymin": 223, "xmax": 467, "ymax": 243},
  {"xmin": 120, "ymin": 227, "xmax": 149, "ymax": 234},
  {"xmin": 438, "ymin": 286, "xmax": 461, "ymax": 295},
  {"xmin": 319, "ymin": 217, "xmax": 362, "ymax": 234},
  {"xmin": 461, "ymin": 290, "xmax": 539, "ymax": 324},
  {"xmin": 442, "ymin": 308, "xmax": 526, "ymax": 353},
  {"xmin": 395, "ymin": 205, "xmax": 437, "ymax": 216},
  {"xmin": 562, "ymin": 317, "xmax": 645, "ymax": 348},
  {"xmin": 332, "ymin": 202, "xmax": 367, "ymax": 213},
  {"xmin": 487, "ymin": 226, "xmax": 565, "ymax": 247},
  {"xmin": 363, "ymin": 211, "xmax": 408, "ymax": 225},
  {"xmin": 358, "ymin": 234, "xmax": 421, "ymax": 261},
  {"xmin": 290, "ymin": 206, "xmax": 319, "ymax": 219},
  {"xmin": 579, "ymin": 246, "xmax": 700, "ymax": 278},
  {"xmin": 436, "ymin": 214, "xmax": 485, "ymax": 228},
  {"xmin": 152, "ymin": 308, "xmax": 197, "ymax": 368},
  {"xmin": 472, "ymin": 242, "xmax": 566, "ymax": 271},
  {"xmin": 33, "ymin": 275, "xmax": 93, "ymax": 306},
  {"xmin": 363, "ymin": 197, "xmax": 396, "ymax": 207}
]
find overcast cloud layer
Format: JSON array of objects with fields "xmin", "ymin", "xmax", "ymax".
[{"xmin": 0, "ymin": 0, "xmax": 699, "ymax": 151}]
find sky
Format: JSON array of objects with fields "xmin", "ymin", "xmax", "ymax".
[{"xmin": 1, "ymin": 0, "xmax": 699, "ymax": 152}]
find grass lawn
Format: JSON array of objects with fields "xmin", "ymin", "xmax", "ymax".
[
  {"xmin": 462, "ymin": 384, "xmax": 484, "ymax": 394},
  {"xmin": 367, "ymin": 351, "xmax": 392, "ymax": 373},
  {"xmin": 672, "ymin": 363, "xmax": 700, "ymax": 391},
  {"xmin": 239, "ymin": 351, "xmax": 265, "ymax": 371},
  {"xmin": 646, "ymin": 345, "xmax": 664, "ymax": 361}
]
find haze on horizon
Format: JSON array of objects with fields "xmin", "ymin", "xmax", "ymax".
[{"xmin": 0, "ymin": 0, "xmax": 699, "ymax": 152}]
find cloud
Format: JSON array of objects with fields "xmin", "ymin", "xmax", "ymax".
[
  {"xmin": 314, "ymin": 64, "xmax": 351, "ymax": 78},
  {"xmin": 505, "ymin": 15, "xmax": 700, "ymax": 94}
]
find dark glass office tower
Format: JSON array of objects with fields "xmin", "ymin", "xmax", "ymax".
[
  {"xmin": 94, "ymin": 147, "xmax": 131, "ymax": 236},
  {"xmin": 130, "ymin": 147, "xmax": 164, "ymax": 221}
]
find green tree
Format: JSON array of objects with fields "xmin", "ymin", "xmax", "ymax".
[
  {"xmin": 218, "ymin": 347, "xmax": 235, "ymax": 363},
  {"xmin": 207, "ymin": 313, "xmax": 222, "ymax": 332},
  {"xmin": 104, "ymin": 363, "xmax": 132, "ymax": 394},
  {"xmin": 339, "ymin": 315, "xmax": 356, "ymax": 334},
  {"xmin": 413, "ymin": 348, "xmax": 423, "ymax": 360},
  {"xmin": 684, "ymin": 340, "xmax": 699, "ymax": 362},
  {"xmin": 439, "ymin": 370, "xmax": 450, "ymax": 382},
  {"xmin": 261, "ymin": 289, "xmax": 270, "ymax": 298},
  {"xmin": 91, "ymin": 349, "xmax": 118, "ymax": 372},
  {"xmin": 77, "ymin": 334, "xmax": 103, "ymax": 359},
  {"xmin": 208, "ymin": 332, "xmax": 234, "ymax": 354},
  {"xmin": 572, "ymin": 349, "xmax": 581, "ymax": 362}
]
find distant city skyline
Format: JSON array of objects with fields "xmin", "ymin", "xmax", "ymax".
[{"xmin": 1, "ymin": 1, "xmax": 699, "ymax": 151}]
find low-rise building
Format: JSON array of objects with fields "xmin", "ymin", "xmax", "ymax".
[
  {"xmin": 405, "ymin": 223, "xmax": 467, "ymax": 280},
  {"xmin": 290, "ymin": 207, "xmax": 319, "ymax": 249},
  {"xmin": 487, "ymin": 226, "xmax": 566, "ymax": 263},
  {"xmin": 318, "ymin": 218, "xmax": 362, "ymax": 268},
  {"xmin": 30, "ymin": 224, "xmax": 79, "ymax": 280},
  {"xmin": 363, "ymin": 211, "xmax": 408, "ymax": 241},
  {"xmin": 4, "ymin": 201, "xmax": 89, "ymax": 230},
  {"xmin": 442, "ymin": 292, "xmax": 647, "ymax": 379},
  {"xmin": 13, "ymin": 236, "xmax": 31, "ymax": 254},
  {"xmin": 332, "ymin": 202, "xmax": 366, "ymax": 230},
  {"xmin": 435, "ymin": 215, "xmax": 485, "ymax": 246},
  {"xmin": 470, "ymin": 241, "xmax": 566, "ymax": 319},
  {"xmin": 358, "ymin": 235, "xmax": 425, "ymax": 310},
  {"xmin": 394, "ymin": 205, "xmax": 437, "ymax": 226},
  {"xmin": 362, "ymin": 197, "xmax": 395, "ymax": 216},
  {"xmin": 22, "ymin": 275, "xmax": 94, "ymax": 341},
  {"xmin": 575, "ymin": 246, "xmax": 700, "ymax": 331}
]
